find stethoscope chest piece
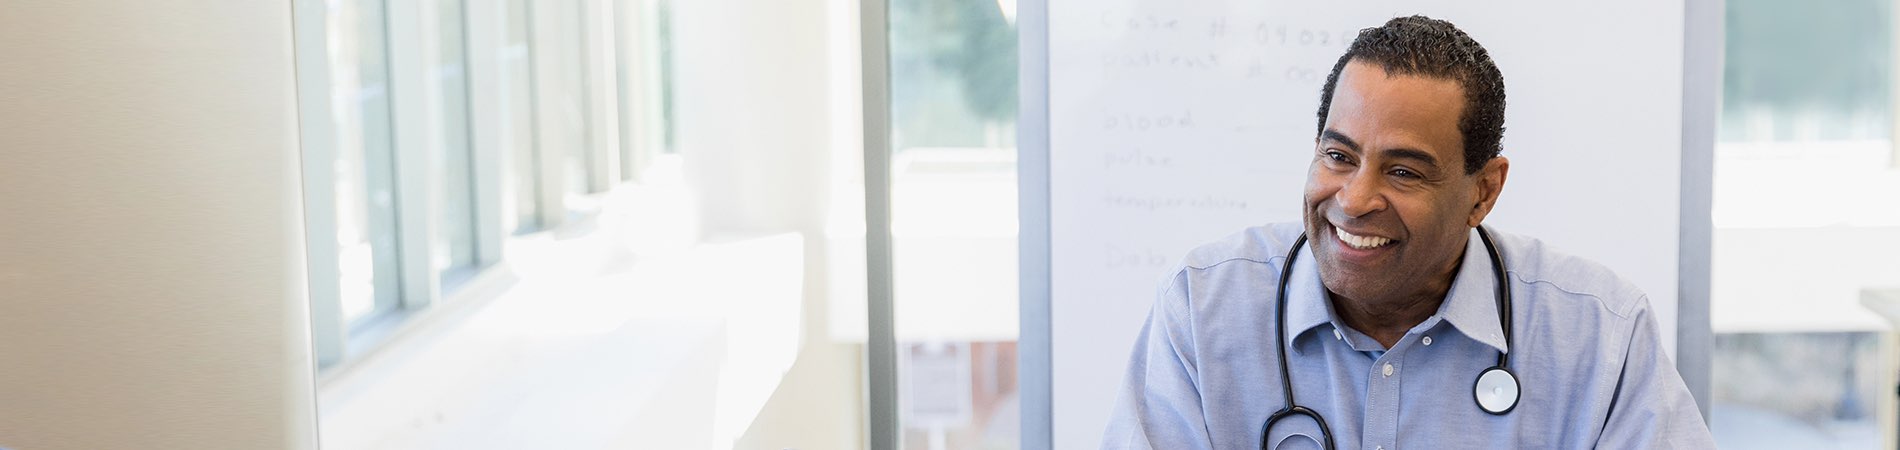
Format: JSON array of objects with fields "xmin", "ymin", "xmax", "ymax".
[{"xmin": 1473, "ymin": 366, "xmax": 1520, "ymax": 415}]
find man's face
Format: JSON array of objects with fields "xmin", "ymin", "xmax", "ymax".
[{"xmin": 1304, "ymin": 60, "xmax": 1506, "ymax": 304}]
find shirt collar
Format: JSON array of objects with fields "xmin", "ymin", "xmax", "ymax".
[
  {"xmin": 1281, "ymin": 236, "xmax": 1332, "ymax": 354},
  {"xmin": 1283, "ymin": 227, "xmax": 1510, "ymax": 355},
  {"xmin": 1438, "ymin": 227, "xmax": 1511, "ymax": 355}
]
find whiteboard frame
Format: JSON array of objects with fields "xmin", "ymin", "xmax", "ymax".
[
  {"xmin": 862, "ymin": 0, "xmax": 899, "ymax": 448},
  {"xmin": 1677, "ymin": 0, "xmax": 1723, "ymax": 424},
  {"xmin": 1014, "ymin": 1, "xmax": 1723, "ymax": 448},
  {"xmin": 1017, "ymin": 0, "xmax": 1054, "ymax": 446}
]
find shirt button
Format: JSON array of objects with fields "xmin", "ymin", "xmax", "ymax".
[
  {"xmin": 1376, "ymin": 446, "xmax": 1385, "ymax": 450},
  {"xmin": 1382, "ymin": 363, "xmax": 1394, "ymax": 377},
  {"xmin": 1333, "ymin": 329, "xmax": 1344, "ymax": 340},
  {"xmin": 1422, "ymin": 336, "xmax": 1433, "ymax": 346}
]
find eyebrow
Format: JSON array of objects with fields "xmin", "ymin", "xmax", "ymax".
[
  {"xmin": 1321, "ymin": 129, "xmax": 1441, "ymax": 171},
  {"xmin": 1382, "ymin": 148, "xmax": 1441, "ymax": 171},
  {"xmin": 1320, "ymin": 129, "xmax": 1361, "ymax": 153}
]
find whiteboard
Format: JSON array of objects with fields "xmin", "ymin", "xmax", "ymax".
[{"xmin": 1043, "ymin": 1, "xmax": 1685, "ymax": 448}]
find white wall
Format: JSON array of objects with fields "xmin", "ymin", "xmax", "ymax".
[{"xmin": 0, "ymin": 2, "xmax": 317, "ymax": 449}]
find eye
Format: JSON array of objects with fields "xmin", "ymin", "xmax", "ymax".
[
  {"xmin": 1390, "ymin": 167, "xmax": 1421, "ymax": 179},
  {"xmin": 1323, "ymin": 150, "xmax": 1352, "ymax": 164}
]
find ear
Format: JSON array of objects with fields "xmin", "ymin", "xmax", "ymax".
[{"xmin": 1466, "ymin": 156, "xmax": 1509, "ymax": 227}]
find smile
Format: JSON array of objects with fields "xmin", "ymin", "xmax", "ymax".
[{"xmin": 1335, "ymin": 227, "xmax": 1393, "ymax": 250}]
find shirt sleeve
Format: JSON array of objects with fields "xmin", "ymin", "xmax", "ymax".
[
  {"xmin": 1100, "ymin": 270, "xmax": 1216, "ymax": 450},
  {"xmin": 1593, "ymin": 297, "xmax": 1718, "ymax": 448}
]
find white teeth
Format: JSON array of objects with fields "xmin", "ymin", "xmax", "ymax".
[{"xmin": 1335, "ymin": 227, "xmax": 1392, "ymax": 249}]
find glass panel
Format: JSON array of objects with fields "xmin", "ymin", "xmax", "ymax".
[
  {"xmin": 427, "ymin": 0, "xmax": 480, "ymax": 284},
  {"xmin": 1721, "ymin": 0, "xmax": 1891, "ymax": 143},
  {"xmin": 1711, "ymin": 0, "xmax": 1895, "ymax": 448},
  {"xmin": 889, "ymin": 0, "xmax": 1021, "ymax": 448},
  {"xmin": 327, "ymin": 0, "xmax": 403, "ymax": 326},
  {"xmin": 500, "ymin": 0, "xmax": 538, "ymax": 233}
]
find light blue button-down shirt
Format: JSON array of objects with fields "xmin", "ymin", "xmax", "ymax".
[{"xmin": 1103, "ymin": 223, "xmax": 1714, "ymax": 449}]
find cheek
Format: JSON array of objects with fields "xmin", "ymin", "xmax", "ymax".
[
  {"xmin": 1435, "ymin": 188, "xmax": 1481, "ymax": 220},
  {"xmin": 1392, "ymin": 195, "xmax": 1464, "ymax": 240},
  {"xmin": 1303, "ymin": 170, "xmax": 1340, "ymax": 207},
  {"xmin": 1389, "ymin": 196, "xmax": 1445, "ymax": 231}
]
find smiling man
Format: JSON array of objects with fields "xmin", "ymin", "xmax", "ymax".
[{"xmin": 1102, "ymin": 16, "xmax": 1714, "ymax": 449}]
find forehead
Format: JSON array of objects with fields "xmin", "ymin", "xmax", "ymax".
[{"xmin": 1323, "ymin": 61, "xmax": 1467, "ymax": 161}]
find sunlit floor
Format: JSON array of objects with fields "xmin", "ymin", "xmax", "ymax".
[{"xmin": 315, "ymin": 160, "xmax": 815, "ymax": 450}]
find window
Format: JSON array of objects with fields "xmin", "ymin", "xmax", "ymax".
[
  {"xmin": 326, "ymin": 0, "xmax": 403, "ymax": 327},
  {"xmin": 1721, "ymin": 0, "xmax": 1891, "ymax": 143},
  {"xmin": 1710, "ymin": 0, "xmax": 1895, "ymax": 448},
  {"xmin": 889, "ymin": 0, "xmax": 1021, "ymax": 448},
  {"xmin": 425, "ymin": 0, "xmax": 481, "ymax": 286}
]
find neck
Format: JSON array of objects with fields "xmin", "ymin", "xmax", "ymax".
[
  {"xmin": 1330, "ymin": 248, "xmax": 1465, "ymax": 349},
  {"xmin": 1330, "ymin": 291, "xmax": 1444, "ymax": 349}
]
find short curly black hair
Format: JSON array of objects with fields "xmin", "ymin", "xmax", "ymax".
[{"xmin": 1316, "ymin": 15, "xmax": 1506, "ymax": 175}]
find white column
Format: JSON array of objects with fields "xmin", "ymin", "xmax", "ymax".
[
  {"xmin": 528, "ymin": 0, "xmax": 578, "ymax": 228},
  {"xmin": 467, "ymin": 0, "xmax": 509, "ymax": 266},
  {"xmin": 671, "ymin": 0, "xmax": 835, "ymax": 236},
  {"xmin": 612, "ymin": 1, "xmax": 652, "ymax": 182},
  {"xmin": 583, "ymin": 0, "xmax": 623, "ymax": 192},
  {"xmin": 0, "ymin": 2, "xmax": 317, "ymax": 449},
  {"xmin": 618, "ymin": 0, "xmax": 665, "ymax": 183},
  {"xmin": 387, "ymin": 0, "xmax": 441, "ymax": 310}
]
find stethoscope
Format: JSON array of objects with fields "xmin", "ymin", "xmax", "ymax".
[{"xmin": 1261, "ymin": 225, "xmax": 1518, "ymax": 450}]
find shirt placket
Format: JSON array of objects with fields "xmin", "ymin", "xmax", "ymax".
[{"xmin": 1364, "ymin": 344, "xmax": 1403, "ymax": 450}]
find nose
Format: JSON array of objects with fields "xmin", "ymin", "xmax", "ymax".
[{"xmin": 1335, "ymin": 168, "xmax": 1389, "ymax": 218}]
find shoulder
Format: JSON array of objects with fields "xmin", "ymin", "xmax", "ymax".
[
  {"xmin": 1177, "ymin": 222, "xmax": 1303, "ymax": 272},
  {"xmin": 1150, "ymin": 223, "xmax": 1300, "ymax": 316},
  {"xmin": 1487, "ymin": 226, "xmax": 1648, "ymax": 320}
]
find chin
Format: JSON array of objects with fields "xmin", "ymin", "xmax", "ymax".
[{"xmin": 1314, "ymin": 260, "xmax": 1357, "ymax": 292}]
